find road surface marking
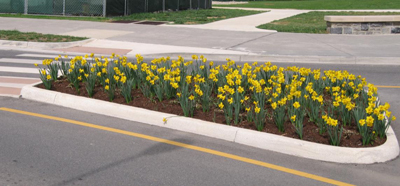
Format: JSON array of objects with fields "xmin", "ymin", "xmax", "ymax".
[
  {"xmin": 0, "ymin": 66, "xmax": 38, "ymax": 74},
  {"xmin": 17, "ymin": 54, "xmax": 76, "ymax": 59},
  {"xmin": 0, "ymin": 76, "xmax": 39, "ymax": 85},
  {"xmin": 0, "ymin": 76, "xmax": 38, "ymax": 80},
  {"xmin": 0, "ymin": 82, "xmax": 30, "ymax": 88},
  {"xmin": 0, "ymin": 58, "xmax": 42, "ymax": 64},
  {"xmin": 0, "ymin": 107, "xmax": 354, "ymax": 186},
  {"xmin": 375, "ymin": 85, "xmax": 400, "ymax": 88}
]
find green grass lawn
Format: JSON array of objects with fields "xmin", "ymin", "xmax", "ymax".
[
  {"xmin": 0, "ymin": 30, "xmax": 87, "ymax": 42},
  {"xmin": 214, "ymin": 0, "xmax": 400, "ymax": 10},
  {"xmin": 0, "ymin": 9, "xmax": 264, "ymax": 24},
  {"xmin": 257, "ymin": 11, "xmax": 400, "ymax": 34},
  {"xmin": 116, "ymin": 9, "xmax": 264, "ymax": 24}
]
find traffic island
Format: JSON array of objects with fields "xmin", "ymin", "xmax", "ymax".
[
  {"xmin": 20, "ymin": 82, "xmax": 399, "ymax": 164},
  {"xmin": 19, "ymin": 54, "xmax": 400, "ymax": 164}
]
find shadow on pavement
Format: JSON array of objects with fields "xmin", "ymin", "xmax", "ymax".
[{"xmin": 54, "ymin": 137, "xmax": 193, "ymax": 186}]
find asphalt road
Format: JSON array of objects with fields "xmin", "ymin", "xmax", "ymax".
[
  {"xmin": 2, "ymin": 17, "xmax": 400, "ymax": 58},
  {"xmin": 1, "ymin": 49, "xmax": 400, "ymax": 186}
]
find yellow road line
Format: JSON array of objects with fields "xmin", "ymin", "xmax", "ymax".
[
  {"xmin": 0, "ymin": 107, "xmax": 354, "ymax": 186},
  {"xmin": 375, "ymin": 85, "xmax": 400, "ymax": 88}
]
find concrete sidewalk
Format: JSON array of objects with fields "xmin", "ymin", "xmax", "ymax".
[
  {"xmin": 162, "ymin": 9, "xmax": 309, "ymax": 32},
  {"xmin": 1, "ymin": 17, "xmax": 400, "ymax": 65},
  {"xmin": 214, "ymin": 6, "xmax": 400, "ymax": 13},
  {"xmin": 187, "ymin": 6, "xmax": 400, "ymax": 32}
]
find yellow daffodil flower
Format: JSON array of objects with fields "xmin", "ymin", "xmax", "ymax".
[
  {"xmin": 218, "ymin": 102, "xmax": 224, "ymax": 109},
  {"xmin": 291, "ymin": 115, "xmax": 296, "ymax": 122},
  {"xmin": 293, "ymin": 102, "xmax": 300, "ymax": 109}
]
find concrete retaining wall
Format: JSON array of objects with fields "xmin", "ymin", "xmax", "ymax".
[{"xmin": 325, "ymin": 16, "xmax": 400, "ymax": 35}]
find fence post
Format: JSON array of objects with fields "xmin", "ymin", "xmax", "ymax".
[
  {"xmin": 124, "ymin": 0, "xmax": 127, "ymax": 16},
  {"xmin": 63, "ymin": 0, "xmax": 65, "ymax": 16},
  {"xmin": 103, "ymin": 0, "xmax": 107, "ymax": 17},
  {"xmin": 190, "ymin": 0, "xmax": 192, "ymax": 9},
  {"xmin": 163, "ymin": 0, "xmax": 165, "ymax": 12},
  {"xmin": 24, "ymin": 0, "xmax": 28, "ymax": 14},
  {"xmin": 145, "ymin": 0, "xmax": 148, "ymax": 12}
]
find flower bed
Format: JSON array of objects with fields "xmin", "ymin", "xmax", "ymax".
[{"xmin": 35, "ymin": 54, "xmax": 396, "ymax": 147}]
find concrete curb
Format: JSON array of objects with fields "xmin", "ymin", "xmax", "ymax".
[
  {"xmin": 20, "ymin": 83, "xmax": 400, "ymax": 164},
  {"xmin": 0, "ymin": 38, "xmax": 95, "ymax": 50}
]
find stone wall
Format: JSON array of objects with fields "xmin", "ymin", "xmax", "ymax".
[{"xmin": 327, "ymin": 22, "xmax": 400, "ymax": 35}]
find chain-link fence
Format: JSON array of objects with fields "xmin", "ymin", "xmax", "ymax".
[
  {"xmin": 0, "ymin": 0, "xmax": 211, "ymax": 17},
  {"xmin": 0, "ymin": 0, "xmax": 24, "ymax": 14},
  {"xmin": 213, "ymin": 0, "xmax": 262, "ymax": 1},
  {"xmin": 0, "ymin": 0, "xmax": 105, "ymax": 16},
  {"xmin": 107, "ymin": 0, "xmax": 212, "ymax": 16}
]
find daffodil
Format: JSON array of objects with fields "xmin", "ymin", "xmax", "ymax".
[
  {"xmin": 218, "ymin": 102, "xmax": 224, "ymax": 109},
  {"xmin": 271, "ymin": 102, "xmax": 277, "ymax": 110},
  {"xmin": 293, "ymin": 102, "xmax": 300, "ymax": 109},
  {"xmin": 378, "ymin": 114, "xmax": 384, "ymax": 121},
  {"xmin": 330, "ymin": 119, "xmax": 338, "ymax": 127},
  {"xmin": 333, "ymin": 101, "xmax": 340, "ymax": 107},
  {"xmin": 291, "ymin": 115, "xmax": 296, "ymax": 122},
  {"xmin": 255, "ymin": 106, "xmax": 260, "ymax": 114},
  {"xmin": 366, "ymin": 116, "xmax": 374, "ymax": 127},
  {"xmin": 228, "ymin": 98, "xmax": 233, "ymax": 104},
  {"xmin": 359, "ymin": 119, "xmax": 366, "ymax": 126},
  {"xmin": 366, "ymin": 107, "xmax": 373, "ymax": 114}
]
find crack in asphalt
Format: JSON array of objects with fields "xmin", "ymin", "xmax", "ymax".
[{"xmin": 226, "ymin": 32, "xmax": 277, "ymax": 50}]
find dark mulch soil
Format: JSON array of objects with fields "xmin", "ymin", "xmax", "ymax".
[{"xmin": 38, "ymin": 78, "xmax": 386, "ymax": 148}]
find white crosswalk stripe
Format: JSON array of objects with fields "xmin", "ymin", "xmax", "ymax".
[
  {"xmin": 17, "ymin": 54, "xmax": 63, "ymax": 58},
  {"xmin": 0, "ymin": 66, "xmax": 39, "ymax": 74},
  {"xmin": 0, "ymin": 76, "xmax": 38, "ymax": 80},
  {"xmin": 0, "ymin": 53, "xmax": 50, "ymax": 97},
  {"xmin": 0, "ymin": 52, "xmax": 109, "ymax": 97},
  {"xmin": 0, "ymin": 58, "xmax": 42, "ymax": 64},
  {"xmin": 17, "ymin": 53, "xmax": 77, "ymax": 59}
]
